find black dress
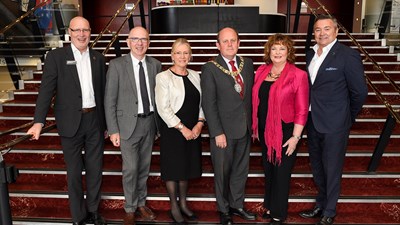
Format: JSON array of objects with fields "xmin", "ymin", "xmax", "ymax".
[{"xmin": 160, "ymin": 71, "xmax": 202, "ymax": 181}]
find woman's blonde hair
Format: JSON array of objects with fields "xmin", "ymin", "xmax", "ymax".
[{"xmin": 171, "ymin": 38, "xmax": 192, "ymax": 56}]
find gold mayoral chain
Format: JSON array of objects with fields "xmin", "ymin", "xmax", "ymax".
[{"xmin": 211, "ymin": 56, "xmax": 245, "ymax": 94}]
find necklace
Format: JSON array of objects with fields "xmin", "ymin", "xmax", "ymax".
[{"xmin": 268, "ymin": 72, "xmax": 280, "ymax": 80}]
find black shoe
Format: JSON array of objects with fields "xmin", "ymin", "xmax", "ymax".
[
  {"xmin": 86, "ymin": 212, "xmax": 107, "ymax": 225},
  {"xmin": 316, "ymin": 216, "xmax": 334, "ymax": 225},
  {"xmin": 262, "ymin": 211, "xmax": 272, "ymax": 219},
  {"xmin": 268, "ymin": 219, "xmax": 282, "ymax": 225},
  {"xmin": 268, "ymin": 218, "xmax": 287, "ymax": 225},
  {"xmin": 72, "ymin": 219, "xmax": 86, "ymax": 225},
  {"xmin": 168, "ymin": 211, "xmax": 187, "ymax": 224},
  {"xmin": 299, "ymin": 206, "xmax": 323, "ymax": 218},
  {"xmin": 180, "ymin": 209, "xmax": 198, "ymax": 221},
  {"xmin": 220, "ymin": 212, "xmax": 233, "ymax": 225},
  {"xmin": 229, "ymin": 207, "xmax": 256, "ymax": 220},
  {"xmin": 72, "ymin": 222, "xmax": 86, "ymax": 225}
]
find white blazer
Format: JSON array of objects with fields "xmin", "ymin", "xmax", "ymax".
[{"xmin": 155, "ymin": 68, "xmax": 205, "ymax": 128}]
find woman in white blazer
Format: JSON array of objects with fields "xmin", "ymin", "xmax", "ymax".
[{"xmin": 155, "ymin": 38, "xmax": 205, "ymax": 224}]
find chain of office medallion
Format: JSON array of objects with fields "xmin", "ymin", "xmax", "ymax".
[{"xmin": 211, "ymin": 56, "xmax": 245, "ymax": 78}]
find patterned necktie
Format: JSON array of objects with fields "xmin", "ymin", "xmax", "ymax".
[
  {"xmin": 138, "ymin": 61, "xmax": 150, "ymax": 114},
  {"xmin": 229, "ymin": 60, "xmax": 244, "ymax": 98}
]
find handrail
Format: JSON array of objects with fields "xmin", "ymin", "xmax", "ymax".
[
  {"xmin": 375, "ymin": 0, "xmax": 387, "ymax": 31},
  {"xmin": 0, "ymin": 0, "xmax": 51, "ymax": 34},
  {"xmin": 0, "ymin": 121, "xmax": 33, "ymax": 137},
  {"xmin": 102, "ymin": 1, "xmax": 141, "ymax": 55},
  {"xmin": 0, "ymin": 124, "xmax": 56, "ymax": 153},
  {"xmin": 90, "ymin": 0, "xmax": 134, "ymax": 49},
  {"xmin": 303, "ymin": 0, "xmax": 400, "ymax": 124}
]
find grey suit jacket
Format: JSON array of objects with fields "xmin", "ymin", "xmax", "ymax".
[
  {"xmin": 104, "ymin": 54, "xmax": 162, "ymax": 140},
  {"xmin": 201, "ymin": 55, "xmax": 254, "ymax": 139}
]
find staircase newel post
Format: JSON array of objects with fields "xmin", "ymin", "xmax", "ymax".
[
  {"xmin": 0, "ymin": 155, "xmax": 13, "ymax": 225},
  {"xmin": 367, "ymin": 113, "xmax": 396, "ymax": 173}
]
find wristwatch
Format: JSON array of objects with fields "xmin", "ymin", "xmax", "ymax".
[
  {"xmin": 292, "ymin": 135, "xmax": 301, "ymax": 140},
  {"xmin": 177, "ymin": 123, "xmax": 184, "ymax": 131}
]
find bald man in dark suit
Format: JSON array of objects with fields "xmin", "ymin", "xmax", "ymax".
[{"xmin": 27, "ymin": 16, "xmax": 107, "ymax": 225}]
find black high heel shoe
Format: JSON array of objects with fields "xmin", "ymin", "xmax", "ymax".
[
  {"xmin": 180, "ymin": 209, "xmax": 199, "ymax": 221},
  {"xmin": 262, "ymin": 211, "xmax": 272, "ymax": 219},
  {"xmin": 168, "ymin": 210, "xmax": 187, "ymax": 224}
]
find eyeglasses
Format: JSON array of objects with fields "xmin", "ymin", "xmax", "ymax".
[
  {"xmin": 70, "ymin": 28, "xmax": 91, "ymax": 33},
  {"xmin": 128, "ymin": 37, "xmax": 149, "ymax": 43},
  {"xmin": 173, "ymin": 51, "xmax": 190, "ymax": 56}
]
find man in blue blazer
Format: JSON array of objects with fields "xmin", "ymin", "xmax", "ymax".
[
  {"xmin": 299, "ymin": 15, "xmax": 368, "ymax": 225},
  {"xmin": 27, "ymin": 16, "xmax": 107, "ymax": 225}
]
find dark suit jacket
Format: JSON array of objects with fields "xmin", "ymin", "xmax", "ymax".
[
  {"xmin": 34, "ymin": 46, "xmax": 106, "ymax": 137},
  {"xmin": 104, "ymin": 54, "xmax": 162, "ymax": 140},
  {"xmin": 306, "ymin": 41, "xmax": 368, "ymax": 133},
  {"xmin": 201, "ymin": 55, "xmax": 254, "ymax": 139}
]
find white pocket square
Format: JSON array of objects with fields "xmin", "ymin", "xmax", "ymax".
[{"xmin": 325, "ymin": 67, "xmax": 337, "ymax": 71}]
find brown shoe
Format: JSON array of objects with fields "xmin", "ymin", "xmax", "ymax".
[
  {"xmin": 123, "ymin": 212, "xmax": 135, "ymax": 225},
  {"xmin": 136, "ymin": 206, "xmax": 156, "ymax": 220}
]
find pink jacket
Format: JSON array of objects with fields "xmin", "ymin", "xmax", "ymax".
[{"xmin": 252, "ymin": 63, "xmax": 309, "ymax": 163}]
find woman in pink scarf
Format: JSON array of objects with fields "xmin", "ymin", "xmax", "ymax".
[{"xmin": 252, "ymin": 34, "xmax": 309, "ymax": 225}]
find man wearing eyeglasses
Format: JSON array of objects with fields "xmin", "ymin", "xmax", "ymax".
[
  {"xmin": 104, "ymin": 26, "xmax": 162, "ymax": 225},
  {"xmin": 27, "ymin": 16, "xmax": 107, "ymax": 225}
]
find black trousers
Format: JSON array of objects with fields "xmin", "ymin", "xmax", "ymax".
[
  {"xmin": 60, "ymin": 110, "xmax": 104, "ymax": 222},
  {"xmin": 259, "ymin": 122, "xmax": 297, "ymax": 220}
]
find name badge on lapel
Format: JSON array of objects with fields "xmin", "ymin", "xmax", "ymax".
[{"xmin": 66, "ymin": 60, "xmax": 77, "ymax": 65}]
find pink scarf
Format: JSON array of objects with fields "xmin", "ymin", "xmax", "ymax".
[{"xmin": 252, "ymin": 62, "xmax": 292, "ymax": 165}]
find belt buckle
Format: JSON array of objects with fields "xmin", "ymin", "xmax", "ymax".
[
  {"xmin": 138, "ymin": 112, "xmax": 153, "ymax": 118},
  {"xmin": 82, "ymin": 107, "xmax": 95, "ymax": 114}
]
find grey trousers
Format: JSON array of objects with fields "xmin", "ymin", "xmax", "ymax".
[
  {"xmin": 210, "ymin": 133, "xmax": 251, "ymax": 213},
  {"xmin": 120, "ymin": 115, "xmax": 155, "ymax": 213}
]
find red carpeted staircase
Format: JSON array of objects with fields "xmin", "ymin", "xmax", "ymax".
[{"xmin": 1, "ymin": 32, "xmax": 400, "ymax": 224}]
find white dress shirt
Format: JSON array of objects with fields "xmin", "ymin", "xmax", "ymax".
[
  {"xmin": 308, "ymin": 38, "xmax": 337, "ymax": 111},
  {"xmin": 71, "ymin": 43, "xmax": 95, "ymax": 108},
  {"xmin": 309, "ymin": 39, "xmax": 337, "ymax": 85},
  {"xmin": 130, "ymin": 54, "xmax": 154, "ymax": 114}
]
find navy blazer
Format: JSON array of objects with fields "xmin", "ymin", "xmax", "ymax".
[
  {"xmin": 34, "ymin": 46, "xmax": 106, "ymax": 137},
  {"xmin": 306, "ymin": 41, "xmax": 368, "ymax": 133}
]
